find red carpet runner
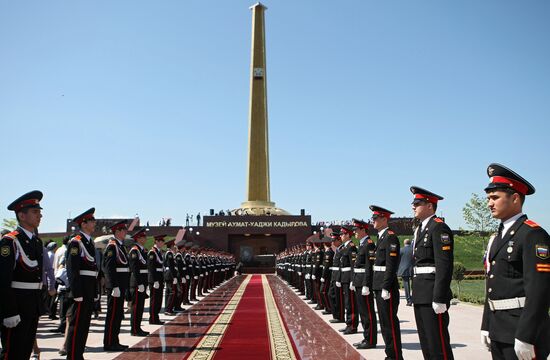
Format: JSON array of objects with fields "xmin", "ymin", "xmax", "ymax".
[{"xmin": 212, "ymin": 275, "xmax": 270, "ymax": 359}]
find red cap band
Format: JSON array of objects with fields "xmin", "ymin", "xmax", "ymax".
[
  {"xmin": 491, "ymin": 176, "xmax": 528, "ymax": 195},
  {"xmin": 414, "ymin": 193, "xmax": 439, "ymax": 204},
  {"xmin": 14, "ymin": 199, "xmax": 40, "ymax": 212},
  {"xmin": 373, "ymin": 211, "xmax": 391, "ymax": 218}
]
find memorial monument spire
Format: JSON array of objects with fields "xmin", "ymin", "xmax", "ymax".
[{"xmin": 236, "ymin": 3, "xmax": 288, "ymax": 215}]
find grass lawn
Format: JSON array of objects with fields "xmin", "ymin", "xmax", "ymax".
[{"xmin": 451, "ymin": 279, "xmax": 485, "ymax": 304}]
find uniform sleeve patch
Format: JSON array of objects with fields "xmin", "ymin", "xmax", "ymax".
[
  {"xmin": 131, "ymin": 252, "xmax": 137, "ymax": 259},
  {"xmin": 390, "ymin": 244, "xmax": 398, "ymax": 251},
  {"xmin": 536, "ymin": 263, "xmax": 550, "ymax": 272},
  {"xmin": 149, "ymin": 253, "xmax": 155, "ymax": 259},
  {"xmin": 434, "ymin": 218, "xmax": 444, "ymax": 223},
  {"xmin": 106, "ymin": 250, "xmax": 113, "ymax": 257},
  {"xmin": 390, "ymin": 252, "xmax": 398, "ymax": 257},
  {"xmin": 442, "ymin": 245, "xmax": 451, "ymax": 251},
  {"xmin": 1, "ymin": 245, "xmax": 10, "ymax": 257},
  {"xmin": 70, "ymin": 246, "xmax": 79, "ymax": 255},
  {"xmin": 441, "ymin": 233, "xmax": 451, "ymax": 244},
  {"xmin": 536, "ymin": 245, "xmax": 548, "ymax": 259}
]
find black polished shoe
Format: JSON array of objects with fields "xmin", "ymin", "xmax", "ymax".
[
  {"xmin": 321, "ymin": 311, "xmax": 332, "ymax": 315},
  {"xmin": 131, "ymin": 330, "xmax": 150, "ymax": 336},
  {"xmin": 164, "ymin": 311, "xmax": 176, "ymax": 316},
  {"xmin": 314, "ymin": 305, "xmax": 323, "ymax": 310},
  {"xmin": 329, "ymin": 319, "xmax": 344, "ymax": 323},
  {"xmin": 353, "ymin": 341, "xmax": 366, "ymax": 347},
  {"xmin": 406, "ymin": 302, "xmax": 412, "ymax": 306},
  {"xmin": 356, "ymin": 343, "xmax": 376, "ymax": 349},
  {"xmin": 149, "ymin": 320, "xmax": 164, "ymax": 325},
  {"xmin": 104, "ymin": 344, "xmax": 127, "ymax": 352},
  {"xmin": 307, "ymin": 301, "xmax": 316, "ymax": 305},
  {"xmin": 343, "ymin": 328, "xmax": 358, "ymax": 335},
  {"xmin": 49, "ymin": 328, "xmax": 63, "ymax": 333},
  {"xmin": 338, "ymin": 327, "xmax": 349, "ymax": 332}
]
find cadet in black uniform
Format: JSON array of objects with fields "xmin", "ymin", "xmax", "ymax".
[
  {"xmin": 0, "ymin": 191, "xmax": 44, "ymax": 360},
  {"xmin": 481, "ymin": 163, "xmax": 550, "ymax": 360},
  {"xmin": 102, "ymin": 220, "xmax": 130, "ymax": 351},
  {"xmin": 148, "ymin": 234, "xmax": 166, "ymax": 325},
  {"xmin": 163, "ymin": 239, "xmax": 178, "ymax": 315},
  {"xmin": 351, "ymin": 218, "xmax": 378, "ymax": 350},
  {"xmin": 320, "ymin": 239, "xmax": 334, "ymax": 315},
  {"xmin": 329, "ymin": 232, "xmax": 345, "ymax": 323},
  {"xmin": 66, "ymin": 208, "xmax": 99, "ymax": 360},
  {"xmin": 128, "ymin": 228, "xmax": 149, "ymax": 336},
  {"xmin": 339, "ymin": 225, "xmax": 359, "ymax": 334},
  {"xmin": 371, "ymin": 205, "xmax": 403, "ymax": 360},
  {"xmin": 410, "ymin": 187, "xmax": 454, "ymax": 360}
]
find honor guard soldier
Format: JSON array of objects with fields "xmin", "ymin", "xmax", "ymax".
[
  {"xmin": 481, "ymin": 164, "xmax": 550, "ymax": 360},
  {"xmin": 312, "ymin": 239, "xmax": 324, "ymax": 310},
  {"xmin": 351, "ymin": 218, "xmax": 378, "ymax": 350},
  {"xmin": 371, "ymin": 205, "xmax": 403, "ymax": 360},
  {"xmin": 0, "ymin": 191, "xmax": 44, "ymax": 360},
  {"xmin": 173, "ymin": 242, "xmax": 187, "ymax": 312},
  {"xmin": 320, "ymin": 238, "xmax": 335, "ymax": 315},
  {"xmin": 66, "ymin": 208, "xmax": 98, "ymax": 360},
  {"xmin": 329, "ymin": 231, "xmax": 345, "ymax": 323},
  {"xmin": 102, "ymin": 220, "xmax": 130, "ymax": 351},
  {"xmin": 147, "ymin": 234, "xmax": 166, "ymax": 324},
  {"xmin": 410, "ymin": 187, "xmax": 454, "ymax": 360},
  {"xmin": 189, "ymin": 246, "xmax": 199, "ymax": 302},
  {"xmin": 128, "ymin": 228, "xmax": 150, "ymax": 336},
  {"xmin": 339, "ymin": 225, "xmax": 359, "ymax": 334},
  {"xmin": 163, "ymin": 239, "xmax": 178, "ymax": 315},
  {"xmin": 304, "ymin": 241, "xmax": 314, "ymax": 303}
]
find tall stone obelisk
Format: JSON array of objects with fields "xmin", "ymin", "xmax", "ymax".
[{"xmin": 238, "ymin": 3, "xmax": 288, "ymax": 216}]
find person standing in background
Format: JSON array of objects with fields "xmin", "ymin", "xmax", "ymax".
[{"xmin": 398, "ymin": 239, "xmax": 414, "ymax": 306}]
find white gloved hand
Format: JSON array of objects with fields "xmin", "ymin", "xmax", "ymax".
[
  {"xmin": 2, "ymin": 315, "xmax": 21, "ymax": 328},
  {"xmin": 312, "ymin": 275, "xmax": 316, "ymax": 280},
  {"xmin": 172, "ymin": 278, "xmax": 178, "ymax": 285},
  {"xmin": 320, "ymin": 278, "xmax": 325, "ymax": 283},
  {"xmin": 73, "ymin": 297, "xmax": 83, "ymax": 302},
  {"xmin": 514, "ymin": 338, "xmax": 535, "ymax": 360},
  {"xmin": 362, "ymin": 286, "xmax": 370, "ymax": 296},
  {"xmin": 335, "ymin": 281, "xmax": 341, "ymax": 288},
  {"xmin": 186, "ymin": 275, "xmax": 190, "ymax": 280},
  {"xmin": 381, "ymin": 289, "xmax": 390, "ymax": 300},
  {"xmin": 153, "ymin": 281, "xmax": 160, "ymax": 289},
  {"xmin": 138, "ymin": 284, "xmax": 145, "ymax": 293},
  {"xmin": 349, "ymin": 283, "xmax": 354, "ymax": 291},
  {"xmin": 111, "ymin": 287, "xmax": 121, "ymax": 297},
  {"xmin": 181, "ymin": 278, "xmax": 187, "ymax": 284},
  {"xmin": 94, "ymin": 295, "xmax": 100, "ymax": 301},
  {"xmin": 205, "ymin": 271, "xmax": 209, "ymax": 275},
  {"xmin": 480, "ymin": 330, "xmax": 491, "ymax": 351},
  {"xmin": 194, "ymin": 276, "xmax": 198, "ymax": 280},
  {"xmin": 432, "ymin": 302, "xmax": 447, "ymax": 314}
]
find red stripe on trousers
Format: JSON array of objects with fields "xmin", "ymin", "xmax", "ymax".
[
  {"xmin": 339, "ymin": 287, "xmax": 344, "ymax": 320},
  {"xmin": 133, "ymin": 289, "xmax": 138, "ymax": 333},
  {"xmin": 389, "ymin": 293, "xmax": 399, "ymax": 360},
  {"xmin": 107, "ymin": 297, "xmax": 117, "ymax": 345},
  {"xmin": 151, "ymin": 286, "xmax": 155, "ymax": 320},
  {"xmin": 366, "ymin": 294, "xmax": 374, "ymax": 344},
  {"xmin": 4, "ymin": 328, "xmax": 11, "ymax": 359},
  {"xmin": 350, "ymin": 287, "xmax": 356, "ymax": 327},
  {"xmin": 71, "ymin": 302, "xmax": 82, "ymax": 359},
  {"xmin": 438, "ymin": 313, "xmax": 448, "ymax": 360}
]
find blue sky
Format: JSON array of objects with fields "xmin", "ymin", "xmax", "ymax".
[{"xmin": 1, "ymin": 1, "xmax": 549, "ymax": 232}]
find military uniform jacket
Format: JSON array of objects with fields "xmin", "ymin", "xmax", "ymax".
[
  {"xmin": 313, "ymin": 249, "xmax": 323, "ymax": 278},
  {"xmin": 353, "ymin": 236, "xmax": 375, "ymax": 288},
  {"xmin": 0, "ymin": 228, "xmax": 43, "ymax": 318},
  {"xmin": 322, "ymin": 248, "xmax": 334, "ymax": 281},
  {"xmin": 163, "ymin": 250, "xmax": 177, "ymax": 282},
  {"xmin": 67, "ymin": 232, "xmax": 97, "ymax": 299},
  {"xmin": 102, "ymin": 238, "xmax": 130, "ymax": 290},
  {"xmin": 339, "ymin": 242, "xmax": 357, "ymax": 283},
  {"xmin": 332, "ymin": 246, "xmax": 343, "ymax": 282},
  {"xmin": 412, "ymin": 217, "xmax": 453, "ymax": 304},
  {"xmin": 147, "ymin": 246, "xmax": 164, "ymax": 284},
  {"xmin": 129, "ymin": 244, "xmax": 148, "ymax": 288},
  {"xmin": 305, "ymin": 251, "xmax": 313, "ymax": 276},
  {"xmin": 175, "ymin": 252, "xmax": 186, "ymax": 281},
  {"xmin": 373, "ymin": 230, "xmax": 400, "ymax": 291},
  {"xmin": 481, "ymin": 216, "xmax": 550, "ymax": 345}
]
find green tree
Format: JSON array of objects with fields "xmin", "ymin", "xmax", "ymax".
[
  {"xmin": 453, "ymin": 261, "xmax": 466, "ymax": 298},
  {"xmin": 2, "ymin": 218, "xmax": 17, "ymax": 232},
  {"xmin": 462, "ymin": 193, "xmax": 498, "ymax": 233}
]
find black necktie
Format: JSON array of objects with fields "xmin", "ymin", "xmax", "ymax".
[{"xmin": 496, "ymin": 223, "xmax": 504, "ymax": 241}]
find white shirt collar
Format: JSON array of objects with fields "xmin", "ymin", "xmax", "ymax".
[
  {"xmin": 378, "ymin": 227, "xmax": 389, "ymax": 238},
  {"xmin": 80, "ymin": 231, "xmax": 92, "ymax": 241},
  {"xmin": 344, "ymin": 240, "xmax": 352, "ymax": 247},
  {"xmin": 421, "ymin": 214, "xmax": 436, "ymax": 231},
  {"xmin": 18, "ymin": 226, "xmax": 34, "ymax": 240},
  {"xmin": 114, "ymin": 237, "xmax": 124, "ymax": 245},
  {"xmin": 135, "ymin": 243, "xmax": 144, "ymax": 250},
  {"xmin": 502, "ymin": 212, "xmax": 524, "ymax": 236}
]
